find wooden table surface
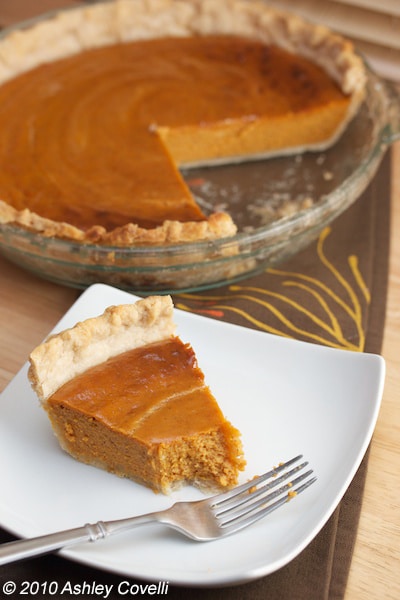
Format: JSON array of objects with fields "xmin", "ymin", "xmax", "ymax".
[{"xmin": 0, "ymin": 2, "xmax": 399, "ymax": 598}]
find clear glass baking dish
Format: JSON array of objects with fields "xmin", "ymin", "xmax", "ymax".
[{"xmin": 0, "ymin": 36, "xmax": 398, "ymax": 293}]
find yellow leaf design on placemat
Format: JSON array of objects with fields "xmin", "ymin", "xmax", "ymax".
[{"xmin": 175, "ymin": 227, "xmax": 370, "ymax": 352}]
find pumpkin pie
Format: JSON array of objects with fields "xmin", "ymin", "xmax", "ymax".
[
  {"xmin": 0, "ymin": 0, "xmax": 366, "ymax": 246},
  {"xmin": 28, "ymin": 295, "xmax": 245, "ymax": 493}
]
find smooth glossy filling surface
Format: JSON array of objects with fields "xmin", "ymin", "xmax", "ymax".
[
  {"xmin": 49, "ymin": 337, "xmax": 227, "ymax": 441},
  {"xmin": 45, "ymin": 337, "xmax": 245, "ymax": 491},
  {"xmin": 0, "ymin": 35, "xmax": 349, "ymax": 232}
]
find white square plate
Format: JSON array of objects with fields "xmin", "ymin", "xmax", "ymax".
[{"xmin": 0, "ymin": 284, "xmax": 385, "ymax": 586}]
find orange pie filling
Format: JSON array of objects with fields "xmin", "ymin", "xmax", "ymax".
[
  {"xmin": 45, "ymin": 338, "xmax": 244, "ymax": 492},
  {"xmin": 28, "ymin": 297, "xmax": 245, "ymax": 493},
  {"xmin": 0, "ymin": 30, "xmax": 363, "ymax": 245}
]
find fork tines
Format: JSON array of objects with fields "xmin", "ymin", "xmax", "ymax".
[{"xmin": 212, "ymin": 455, "xmax": 317, "ymax": 533}]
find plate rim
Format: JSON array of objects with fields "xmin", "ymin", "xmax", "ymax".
[{"xmin": 0, "ymin": 283, "xmax": 386, "ymax": 586}]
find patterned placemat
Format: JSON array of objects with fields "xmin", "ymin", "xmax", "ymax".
[
  {"xmin": 0, "ymin": 148, "xmax": 391, "ymax": 599},
  {"xmin": 170, "ymin": 150, "xmax": 391, "ymax": 599}
]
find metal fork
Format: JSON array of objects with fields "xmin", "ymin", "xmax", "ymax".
[{"xmin": 0, "ymin": 455, "xmax": 316, "ymax": 565}]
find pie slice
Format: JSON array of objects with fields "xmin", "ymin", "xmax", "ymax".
[
  {"xmin": 28, "ymin": 296, "xmax": 245, "ymax": 493},
  {"xmin": 0, "ymin": 0, "xmax": 366, "ymax": 246}
]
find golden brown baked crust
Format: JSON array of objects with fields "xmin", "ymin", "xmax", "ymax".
[
  {"xmin": 0, "ymin": 201, "xmax": 236, "ymax": 244},
  {"xmin": 28, "ymin": 294, "xmax": 245, "ymax": 493},
  {"xmin": 0, "ymin": 0, "xmax": 366, "ymax": 246},
  {"xmin": 0, "ymin": 0, "xmax": 366, "ymax": 96},
  {"xmin": 28, "ymin": 295, "xmax": 175, "ymax": 401}
]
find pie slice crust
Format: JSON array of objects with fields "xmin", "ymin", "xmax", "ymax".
[{"xmin": 28, "ymin": 296, "xmax": 245, "ymax": 493}]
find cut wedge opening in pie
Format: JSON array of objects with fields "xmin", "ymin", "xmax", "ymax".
[
  {"xmin": 0, "ymin": 0, "xmax": 366, "ymax": 246},
  {"xmin": 28, "ymin": 296, "xmax": 246, "ymax": 493}
]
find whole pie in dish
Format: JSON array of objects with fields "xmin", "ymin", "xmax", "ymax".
[
  {"xmin": 0, "ymin": 0, "xmax": 366, "ymax": 246},
  {"xmin": 28, "ymin": 295, "xmax": 245, "ymax": 493}
]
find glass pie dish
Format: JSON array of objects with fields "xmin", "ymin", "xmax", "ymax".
[{"xmin": 0, "ymin": 45, "xmax": 399, "ymax": 293}]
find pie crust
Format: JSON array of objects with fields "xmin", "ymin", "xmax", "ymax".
[
  {"xmin": 28, "ymin": 295, "xmax": 245, "ymax": 492},
  {"xmin": 29, "ymin": 296, "xmax": 176, "ymax": 401},
  {"xmin": 0, "ymin": 0, "xmax": 366, "ymax": 246}
]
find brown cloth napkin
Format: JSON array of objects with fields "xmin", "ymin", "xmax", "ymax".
[
  {"xmin": 168, "ymin": 151, "xmax": 391, "ymax": 600},
  {"xmin": 0, "ymin": 149, "xmax": 391, "ymax": 599}
]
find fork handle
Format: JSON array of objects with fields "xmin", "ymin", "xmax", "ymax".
[{"xmin": 0, "ymin": 514, "xmax": 157, "ymax": 566}]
